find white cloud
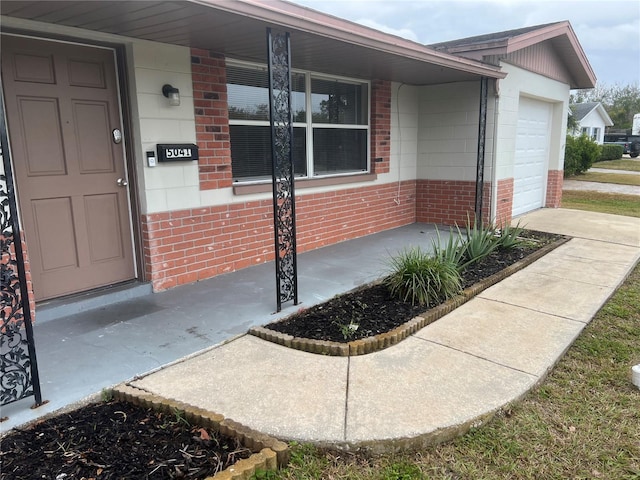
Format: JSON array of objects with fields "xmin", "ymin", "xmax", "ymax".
[{"xmin": 353, "ymin": 18, "xmax": 420, "ymax": 42}]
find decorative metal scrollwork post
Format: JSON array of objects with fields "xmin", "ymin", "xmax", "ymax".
[
  {"xmin": 1, "ymin": 87, "xmax": 43, "ymax": 411},
  {"xmin": 267, "ymin": 28, "xmax": 298, "ymax": 312},
  {"xmin": 475, "ymin": 76, "xmax": 488, "ymax": 226}
]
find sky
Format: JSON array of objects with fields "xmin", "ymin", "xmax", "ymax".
[{"xmin": 289, "ymin": 0, "xmax": 640, "ymax": 88}]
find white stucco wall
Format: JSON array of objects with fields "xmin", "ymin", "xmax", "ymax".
[
  {"xmin": 416, "ymin": 80, "xmax": 496, "ymax": 182},
  {"xmin": 494, "ymin": 62, "xmax": 570, "ymax": 181},
  {"xmin": 128, "ymin": 42, "xmax": 198, "ymax": 214},
  {"xmin": 388, "ymin": 82, "xmax": 420, "ymax": 183}
]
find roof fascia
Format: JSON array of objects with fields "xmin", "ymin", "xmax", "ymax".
[
  {"xmin": 504, "ymin": 22, "xmax": 596, "ymax": 86},
  {"xmin": 188, "ymin": 0, "xmax": 505, "ymax": 79},
  {"xmin": 503, "ymin": 22, "xmax": 571, "ymax": 53}
]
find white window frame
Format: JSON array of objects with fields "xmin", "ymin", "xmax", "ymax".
[{"xmin": 227, "ymin": 60, "xmax": 370, "ymax": 184}]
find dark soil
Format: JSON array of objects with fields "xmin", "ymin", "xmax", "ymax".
[
  {"xmin": 0, "ymin": 400, "xmax": 251, "ymax": 480},
  {"xmin": 267, "ymin": 230, "xmax": 559, "ymax": 343}
]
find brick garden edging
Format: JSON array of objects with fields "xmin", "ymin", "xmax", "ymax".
[
  {"xmin": 112, "ymin": 384, "xmax": 289, "ymax": 479},
  {"xmin": 250, "ymin": 236, "xmax": 571, "ymax": 356}
]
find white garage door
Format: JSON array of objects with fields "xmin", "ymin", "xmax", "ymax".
[{"xmin": 512, "ymin": 97, "xmax": 552, "ymax": 217}]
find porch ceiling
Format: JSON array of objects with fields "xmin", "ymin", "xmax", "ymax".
[{"xmin": 0, "ymin": 0, "xmax": 505, "ymax": 86}]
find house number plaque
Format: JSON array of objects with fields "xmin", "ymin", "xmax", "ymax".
[{"xmin": 156, "ymin": 144, "xmax": 199, "ymax": 162}]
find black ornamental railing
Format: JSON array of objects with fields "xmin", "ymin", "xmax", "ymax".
[{"xmin": 1, "ymin": 87, "xmax": 43, "ymax": 413}]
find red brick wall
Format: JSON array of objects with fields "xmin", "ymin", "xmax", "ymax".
[
  {"xmin": 495, "ymin": 178, "xmax": 514, "ymax": 226},
  {"xmin": 371, "ymin": 80, "xmax": 391, "ymax": 174},
  {"xmin": 546, "ymin": 170, "xmax": 563, "ymax": 208},
  {"xmin": 415, "ymin": 179, "xmax": 490, "ymax": 226},
  {"xmin": 191, "ymin": 48, "xmax": 232, "ymax": 190},
  {"xmin": 142, "ymin": 181, "xmax": 416, "ymax": 291}
]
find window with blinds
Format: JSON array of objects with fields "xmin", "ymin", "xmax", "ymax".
[{"xmin": 227, "ymin": 62, "xmax": 369, "ymax": 182}]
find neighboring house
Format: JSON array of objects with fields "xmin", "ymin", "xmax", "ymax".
[
  {"xmin": 570, "ymin": 102, "xmax": 613, "ymax": 143},
  {"xmin": 0, "ymin": 1, "xmax": 595, "ymax": 311}
]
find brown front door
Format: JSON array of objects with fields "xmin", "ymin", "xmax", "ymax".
[{"xmin": 1, "ymin": 36, "xmax": 135, "ymax": 301}]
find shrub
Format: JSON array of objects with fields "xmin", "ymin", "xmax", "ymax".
[
  {"xmin": 385, "ymin": 248, "xmax": 461, "ymax": 306},
  {"xmin": 457, "ymin": 217, "xmax": 499, "ymax": 269},
  {"xmin": 430, "ymin": 226, "xmax": 465, "ymax": 268},
  {"xmin": 564, "ymin": 134, "xmax": 601, "ymax": 177},
  {"xmin": 598, "ymin": 144, "xmax": 624, "ymax": 162},
  {"xmin": 495, "ymin": 221, "xmax": 525, "ymax": 250}
]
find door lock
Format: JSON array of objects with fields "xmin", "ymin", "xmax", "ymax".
[
  {"xmin": 112, "ymin": 128, "xmax": 122, "ymax": 144},
  {"xmin": 116, "ymin": 178, "xmax": 128, "ymax": 187}
]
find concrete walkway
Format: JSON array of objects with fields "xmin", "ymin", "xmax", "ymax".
[
  {"xmin": 563, "ymin": 180, "xmax": 640, "ymax": 195},
  {"xmin": 128, "ymin": 209, "xmax": 640, "ymax": 452}
]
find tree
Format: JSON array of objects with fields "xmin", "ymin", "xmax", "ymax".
[{"xmin": 570, "ymin": 82, "xmax": 640, "ymax": 132}]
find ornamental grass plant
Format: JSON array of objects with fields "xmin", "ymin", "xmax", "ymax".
[
  {"xmin": 457, "ymin": 216, "xmax": 499, "ymax": 269},
  {"xmin": 387, "ymin": 217, "xmax": 529, "ymax": 305},
  {"xmin": 430, "ymin": 226, "xmax": 466, "ymax": 267},
  {"xmin": 384, "ymin": 248, "xmax": 462, "ymax": 307},
  {"xmin": 495, "ymin": 221, "xmax": 525, "ymax": 250}
]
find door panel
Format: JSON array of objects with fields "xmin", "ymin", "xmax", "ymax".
[
  {"xmin": 85, "ymin": 193, "xmax": 124, "ymax": 263},
  {"xmin": 12, "ymin": 52, "xmax": 56, "ymax": 84},
  {"xmin": 73, "ymin": 101, "xmax": 115, "ymax": 173},
  {"xmin": 32, "ymin": 197, "xmax": 78, "ymax": 272},
  {"xmin": 67, "ymin": 59, "xmax": 106, "ymax": 88},
  {"xmin": 18, "ymin": 97, "xmax": 67, "ymax": 176},
  {"xmin": 2, "ymin": 36, "xmax": 135, "ymax": 301}
]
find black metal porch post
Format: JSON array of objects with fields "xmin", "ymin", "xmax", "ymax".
[
  {"xmin": 475, "ymin": 76, "xmax": 489, "ymax": 225},
  {"xmin": 267, "ymin": 28, "xmax": 298, "ymax": 312}
]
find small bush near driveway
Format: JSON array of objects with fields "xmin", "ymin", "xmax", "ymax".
[{"xmin": 564, "ymin": 134, "xmax": 600, "ymax": 176}]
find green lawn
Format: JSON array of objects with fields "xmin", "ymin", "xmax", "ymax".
[
  {"xmin": 593, "ymin": 158, "xmax": 640, "ymax": 172},
  {"xmin": 561, "ymin": 191, "xmax": 640, "ymax": 218},
  {"xmin": 568, "ymin": 171, "xmax": 640, "ymax": 186},
  {"xmin": 258, "ymin": 263, "xmax": 640, "ymax": 479}
]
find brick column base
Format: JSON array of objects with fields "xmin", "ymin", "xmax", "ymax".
[
  {"xmin": 546, "ymin": 170, "xmax": 564, "ymax": 208},
  {"xmin": 494, "ymin": 178, "xmax": 514, "ymax": 226}
]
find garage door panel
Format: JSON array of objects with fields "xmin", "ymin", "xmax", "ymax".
[{"xmin": 512, "ymin": 98, "xmax": 551, "ymax": 217}]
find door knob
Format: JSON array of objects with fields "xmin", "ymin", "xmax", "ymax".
[{"xmin": 116, "ymin": 178, "xmax": 128, "ymax": 187}]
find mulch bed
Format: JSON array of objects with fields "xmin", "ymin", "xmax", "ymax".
[
  {"xmin": 266, "ymin": 230, "xmax": 559, "ymax": 343},
  {"xmin": 0, "ymin": 400, "xmax": 251, "ymax": 479}
]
